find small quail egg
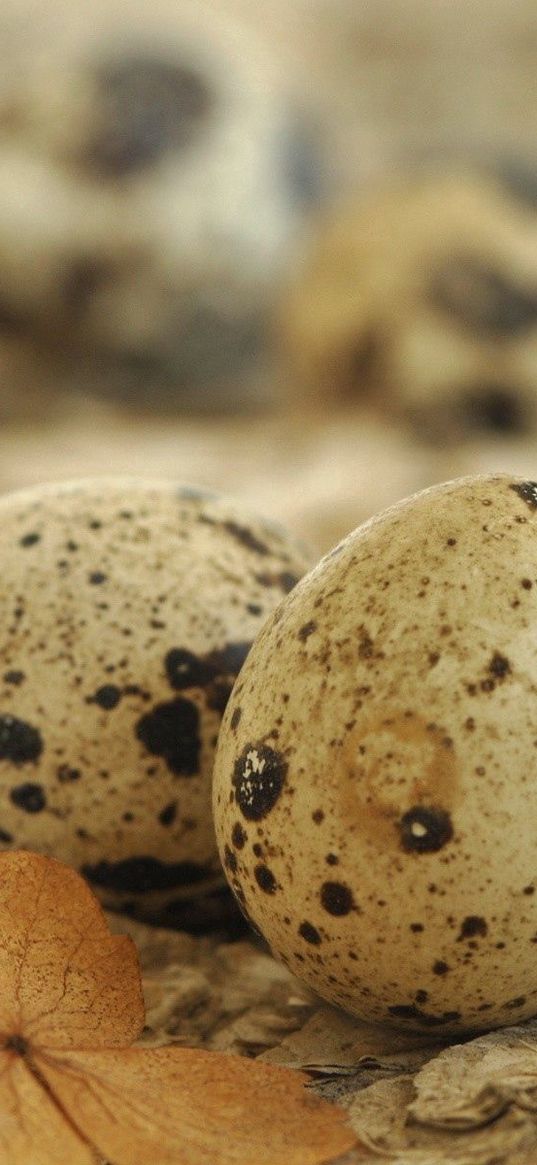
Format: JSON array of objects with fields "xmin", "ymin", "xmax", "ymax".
[
  {"xmin": 0, "ymin": 477, "xmax": 311, "ymax": 922},
  {"xmin": 214, "ymin": 473, "xmax": 537, "ymax": 1032}
]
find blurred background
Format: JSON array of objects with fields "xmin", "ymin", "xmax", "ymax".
[{"xmin": 1, "ymin": 0, "xmax": 537, "ymax": 551}]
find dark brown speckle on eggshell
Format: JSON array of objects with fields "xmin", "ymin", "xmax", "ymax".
[
  {"xmin": 0, "ymin": 477, "xmax": 312, "ymax": 920},
  {"xmin": 213, "ymin": 473, "xmax": 537, "ymax": 1032}
]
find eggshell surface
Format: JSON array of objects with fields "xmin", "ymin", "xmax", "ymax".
[
  {"xmin": 214, "ymin": 474, "xmax": 537, "ymax": 1032},
  {"xmin": 0, "ymin": 477, "xmax": 311, "ymax": 920}
]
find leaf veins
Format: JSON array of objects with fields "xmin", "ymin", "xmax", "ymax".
[{"xmin": 0, "ymin": 852, "xmax": 356, "ymax": 1165}]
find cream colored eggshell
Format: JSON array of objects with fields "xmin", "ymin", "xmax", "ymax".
[
  {"xmin": 214, "ymin": 473, "xmax": 537, "ymax": 1033},
  {"xmin": 0, "ymin": 477, "xmax": 311, "ymax": 920}
]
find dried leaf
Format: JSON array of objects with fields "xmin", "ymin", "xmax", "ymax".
[
  {"xmin": 0, "ymin": 851, "xmax": 357, "ymax": 1165},
  {"xmin": 346, "ymin": 1076, "xmax": 416, "ymax": 1157},
  {"xmin": 410, "ymin": 1019, "xmax": 537, "ymax": 1129},
  {"xmin": 0, "ymin": 1052, "xmax": 97, "ymax": 1165},
  {"xmin": 0, "ymin": 849, "xmax": 144, "ymax": 1049},
  {"xmin": 112, "ymin": 913, "xmax": 314, "ymax": 1056},
  {"xmin": 38, "ymin": 1046, "xmax": 357, "ymax": 1165},
  {"xmin": 261, "ymin": 1005, "xmax": 444, "ymax": 1075},
  {"xmin": 340, "ymin": 1024, "xmax": 537, "ymax": 1163},
  {"xmin": 345, "ymin": 1075, "xmax": 537, "ymax": 1164}
]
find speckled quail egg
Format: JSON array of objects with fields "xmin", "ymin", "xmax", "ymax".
[
  {"xmin": 0, "ymin": 477, "xmax": 311, "ymax": 923},
  {"xmin": 0, "ymin": 1, "xmax": 321, "ymax": 417},
  {"xmin": 214, "ymin": 473, "xmax": 537, "ymax": 1032},
  {"xmin": 281, "ymin": 163, "xmax": 537, "ymax": 442}
]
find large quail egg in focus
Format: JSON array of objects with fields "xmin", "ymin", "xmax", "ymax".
[
  {"xmin": 0, "ymin": 477, "xmax": 311, "ymax": 923},
  {"xmin": 214, "ymin": 473, "xmax": 537, "ymax": 1031}
]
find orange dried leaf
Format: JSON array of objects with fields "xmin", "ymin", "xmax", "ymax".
[
  {"xmin": 38, "ymin": 1046, "xmax": 357, "ymax": 1165},
  {"xmin": 0, "ymin": 851, "xmax": 357, "ymax": 1164},
  {"xmin": 0, "ymin": 850, "xmax": 144, "ymax": 1048},
  {"xmin": 0, "ymin": 1051, "xmax": 95, "ymax": 1164}
]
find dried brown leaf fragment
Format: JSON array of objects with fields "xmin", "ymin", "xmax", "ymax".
[{"xmin": 0, "ymin": 850, "xmax": 356, "ymax": 1165}]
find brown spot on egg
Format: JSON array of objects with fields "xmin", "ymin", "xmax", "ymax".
[
  {"xmin": 19, "ymin": 532, "xmax": 41, "ymax": 548},
  {"xmin": 10, "ymin": 783, "xmax": 46, "ymax": 813},
  {"xmin": 254, "ymin": 863, "xmax": 277, "ymax": 893},
  {"xmin": 136, "ymin": 698, "xmax": 201, "ymax": 776},
  {"xmin": 254, "ymin": 570, "xmax": 300, "ymax": 593},
  {"xmin": 164, "ymin": 642, "xmax": 251, "ymax": 692},
  {"xmin": 320, "ymin": 881, "xmax": 355, "ymax": 916},
  {"xmin": 430, "ymin": 257, "xmax": 537, "ymax": 337},
  {"xmin": 164, "ymin": 648, "xmax": 215, "ymax": 689},
  {"xmin": 456, "ymin": 915, "xmax": 488, "ymax": 941},
  {"xmin": 299, "ymin": 921, "xmax": 322, "ymax": 945},
  {"xmin": 158, "ymin": 801, "xmax": 177, "ymax": 827},
  {"xmin": 231, "ymin": 822, "xmax": 247, "ymax": 849},
  {"xmin": 0, "ymin": 716, "xmax": 43, "ymax": 764},
  {"xmin": 87, "ymin": 684, "xmax": 122, "ymax": 710},
  {"xmin": 221, "ymin": 521, "xmax": 270, "ymax": 556},
  {"xmin": 206, "ymin": 680, "xmax": 233, "ymax": 714},
  {"xmin": 510, "ymin": 481, "xmax": 537, "ymax": 511},
  {"xmin": 399, "ymin": 806, "xmax": 454, "ymax": 854},
  {"xmin": 224, "ymin": 846, "xmax": 238, "ymax": 874},
  {"xmin": 358, "ymin": 630, "xmax": 375, "ymax": 659},
  {"xmin": 230, "ymin": 707, "xmax": 242, "ymax": 732},
  {"xmin": 57, "ymin": 764, "xmax": 81, "ymax": 783},
  {"xmin": 85, "ymin": 55, "xmax": 213, "ymax": 178},
  {"xmin": 488, "ymin": 653, "xmax": 511, "ymax": 679},
  {"xmin": 232, "ymin": 743, "xmax": 287, "ymax": 821},
  {"xmin": 298, "ymin": 620, "xmax": 317, "ymax": 642}
]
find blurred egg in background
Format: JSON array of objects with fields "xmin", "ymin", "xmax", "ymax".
[{"xmin": 0, "ymin": 0, "xmax": 537, "ymax": 548}]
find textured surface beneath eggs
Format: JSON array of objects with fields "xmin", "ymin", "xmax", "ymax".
[
  {"xmin": 0, "ymin": 478, "xmax": 311, "ymax": 919},
  {"xmin": 214, "ymin": 473, "xmax": 537, "ymax": 1034}
]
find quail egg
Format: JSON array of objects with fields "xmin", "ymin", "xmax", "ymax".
[
  {"xmin": 0, "ymin": 477, "xmax": 311, "ymax": 922},
  {"xmin": 214, "ymin": 473, "xmax": 537, "ymax": 1031},
  {"xmin": 280, "ymin": 165, "xmax": 537, "ymax": 443}
]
